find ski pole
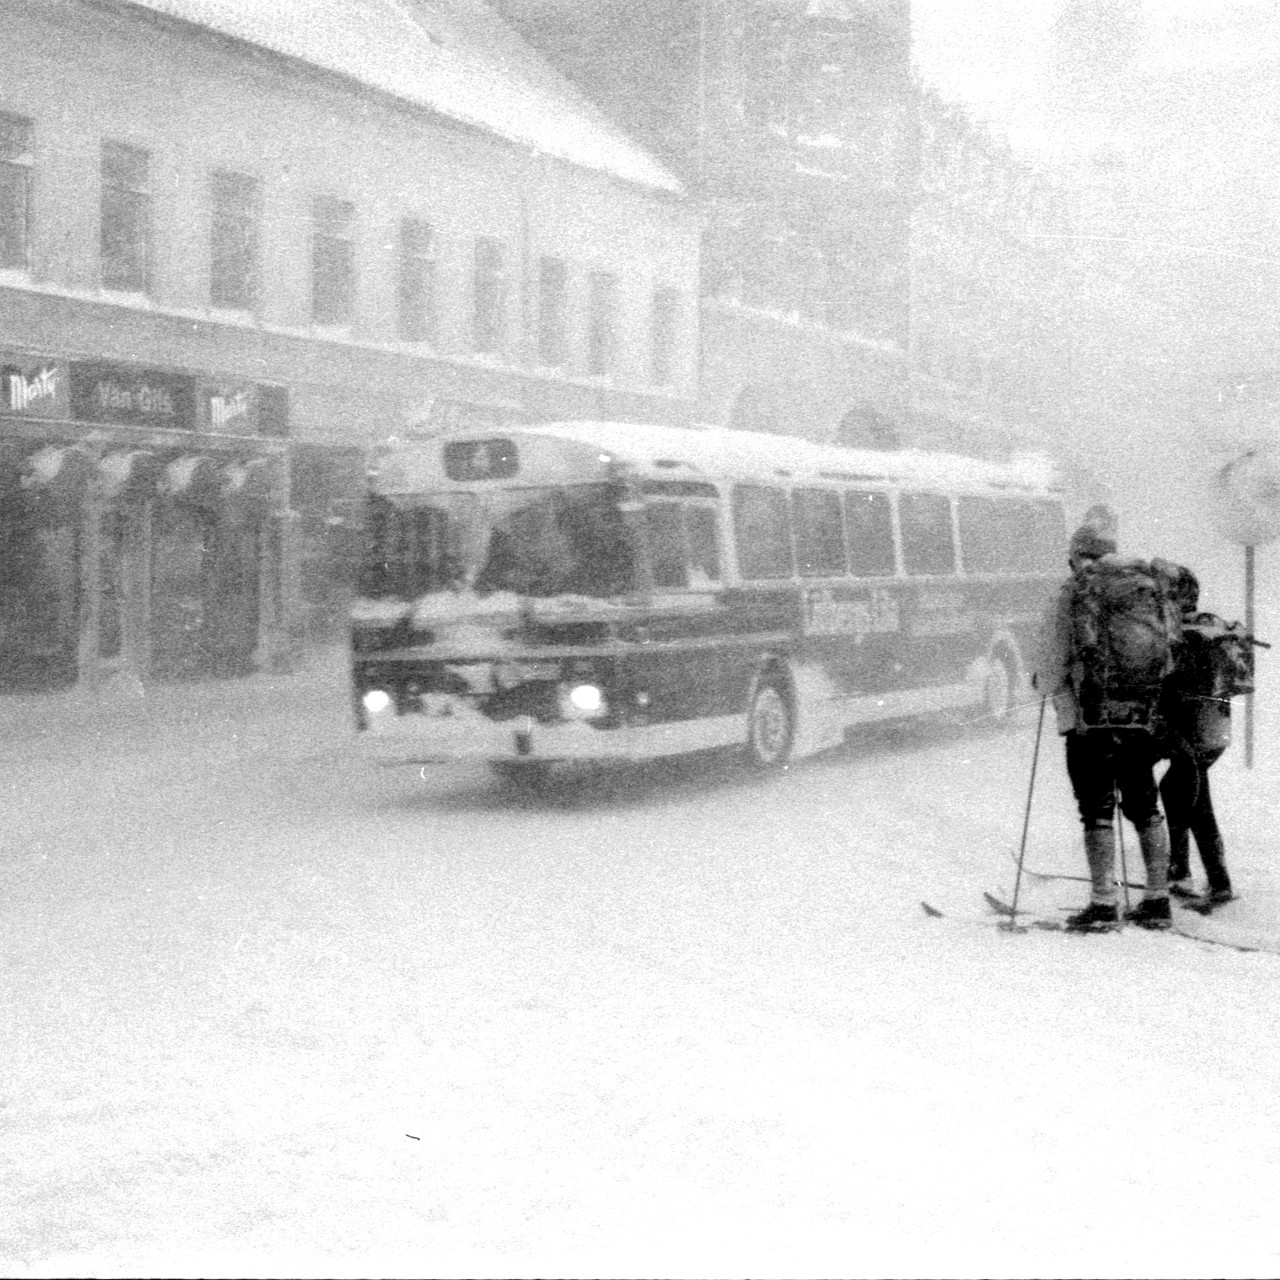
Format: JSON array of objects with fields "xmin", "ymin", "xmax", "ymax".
[
  {"xmin": 1116, "ymin": 803, "xmax": 1131, "ymax": 919},
  {"xmin": 1008, "ymin": 695, "xmax": 1047, "ymax": 923}
]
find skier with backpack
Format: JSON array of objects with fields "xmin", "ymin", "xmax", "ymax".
[
  {"xmin": 1156, "ymin": 564, "xmax": 1262, "ymax": 911},
  {"xmin": 1033, "ymin": 524, "xmax": 1182, "ymax": 931}
]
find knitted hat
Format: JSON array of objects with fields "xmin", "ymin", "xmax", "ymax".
[{"xmin": 1068, "ymin": 525, "xmax": 1118, "ymax": 562}]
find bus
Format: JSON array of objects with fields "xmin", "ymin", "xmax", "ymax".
[{"xmin": 351, "ymin": 421, "xmax": 1067, "ymax": 782}]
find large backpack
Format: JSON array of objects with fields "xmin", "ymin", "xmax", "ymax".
[
  {"xmin": 1183, "ymin": 613, "xmax": 1259, "ymax": 701},
  {"xmin": 1068, "ymin": 555, "xmax": 1183, "ymax": 730}
]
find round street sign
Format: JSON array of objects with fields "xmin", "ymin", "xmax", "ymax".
[{"xmin": 1212, "ymin": 446, "xmax": 1280, "ymax": 546}]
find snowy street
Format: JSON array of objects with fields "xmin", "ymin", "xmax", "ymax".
[{"xmin": 4, "ymin": 651, "xmax": 1280, "ymax": 1279}]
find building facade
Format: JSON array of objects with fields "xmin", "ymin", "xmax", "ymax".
[
  {"xmin": 909, "ymin": 91, "xmax": 1078, "ymax": 460},
  {"xmin": 0, "ymin": 0, "xmax": 700, "ymax": 690},
  {"xmin": 493, "ymin": 0, "xmax": 917, "ymax": 446}
]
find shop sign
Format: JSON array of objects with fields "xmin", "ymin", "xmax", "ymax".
[
  {"xmin": 70, "ymin": 361, "xmax": 196, "ymax": 430},
  {"xmin": 1, "ymin": 354, "xmax": 68, "ymax": 418},
  {"xmin": 200, "ymin": 382, "xmax": 258, "ymax": 434}
]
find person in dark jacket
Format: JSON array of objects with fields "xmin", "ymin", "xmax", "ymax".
[
  {"xmin": 1157, "ymin": 565, "xmax": 1235, "ymax": 908},
  {"xmin": 1032, "ymin": 525, "xmax": 1173, "ymax": 931}
]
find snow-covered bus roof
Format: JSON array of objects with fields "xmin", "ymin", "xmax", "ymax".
[{"xmin": 372, "ymin": 421, "xmax": 1064, "ymax": 497}]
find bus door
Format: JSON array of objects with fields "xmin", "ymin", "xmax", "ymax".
[{"xmin": 897, "ymin": 492, "xmax": 976, "ymax": 688}]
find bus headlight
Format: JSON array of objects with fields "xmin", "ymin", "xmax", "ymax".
[
  {"xmin": 560, "ymin": 682, "xmax": 604, "ymax": 719},
  {"xmin": 362, "ymin": 688, "xmax": 393, "ymax": 715}
]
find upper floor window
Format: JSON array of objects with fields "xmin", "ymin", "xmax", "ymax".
[
  {"xmin": 398, "ymin": 217, "xmax": 436, "ymax": 343},
  {"xmin": 651, "ymin": 287, "xmax": 680, "ymax": 387},
  {"xmin": 312, "ymin": 196, "xmax": 355, "ymax": 324},
  {"xmin": 101, "ymin": 141, "xmax": 150, "ymax": 293},
  {"xmin": 209, "ymin": 170, "xmax": 259, "ymax": 310},
  {"xmin": 536, "ymin": 256, "xmax": 568, "ymax": 366},
  {"xmin": 472, "ymin": 237, "xmax": 506, "ymax": 354},
  {"xmin": 0, "ymin": 113, "xmax": 33, "ymax": 272},
  {"xmin": 587, "ymin": 271, "xmax": 618, "ymax": 375}
]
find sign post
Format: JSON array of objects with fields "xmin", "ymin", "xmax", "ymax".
[{"xmin": 1212, "ymin": 447, "xmax": 1280, "ymax": 768}]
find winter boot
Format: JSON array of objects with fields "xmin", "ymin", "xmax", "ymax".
[
  {"xmin": 1125, "ymin": 897, "xmax": 1173, "ymax": 930},
  {"xmin": 1082, "ymin": 826, "xmax": 1119, "ymax": 907},
  {"xmin": 1065, "ymin": 901, "xmax": 1120, "ymax": 932},
  {"xmin": 1137, "ymin": 819, "xmax": 1171, "ymax": 898},
  {"xmin": 1199, "ymin": 833, "xmax": 1233, "ymax": 902},
  {"xmin": 1167, "ymin": 826, "xmax": 1191, "ymax": 888}
]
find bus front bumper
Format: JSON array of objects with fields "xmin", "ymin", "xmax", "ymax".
[{"xmin": 357, "ymin": 701, "xmax": 742, "ymax": 765}]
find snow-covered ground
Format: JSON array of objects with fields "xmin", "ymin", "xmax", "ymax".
[{"xmin": 3, "ymin": 650, "xmax": 1280, "ymax": 1279}]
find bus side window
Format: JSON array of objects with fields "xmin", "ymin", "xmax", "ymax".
[
  {"xmin": 644, "ymin": 502, "xmax": 688, "ymax": 588},
  {"xmin": 957, "ymin": 495, "xmax": 1002, "ymax": 573},
  {"xmin": 900, "ymin": 492, "xmax": 956, "ymax": 576},
  {"xmin": 793, "ymin": 488, "xmax": 847, "ymax": 577},
  {"xmin": 844, "ymin": 490, "xmax": 895, "ymax": 576},
  {"xmin": 732, "ymin": 484, "xmax": 794, "ymax": 579},
  {"xmin": 685, "ymin": 504, "xmax": 722, "ymax": 586},
  {"xmin": 1030, "ymin": 500, "xmax": 1067, "ymax": 572}
]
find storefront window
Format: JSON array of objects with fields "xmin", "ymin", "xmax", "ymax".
[{"xmin": 98, "ymin": 509, "xmax": 125, "ymax": 660}]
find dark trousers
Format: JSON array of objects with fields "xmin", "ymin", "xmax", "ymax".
[
  {"xmin": 1064, "ymin": 729, "xmax": 1163, "ymax": 832},
  {"xmin": 1160, "ymin": 745, "xmax": 1230, "ymax": 892}
]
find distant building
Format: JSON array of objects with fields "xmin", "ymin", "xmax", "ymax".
[
  {"xmin": 0, "ymin": 0, "xmax": 698, "ymax": 690},
  {"xmin": 493, "ymin": 0, "xmax": 917, "ymax": 446},
  {"xmin": 910, "ymin": 91, "xmax": 1077, "ymax": 458}
]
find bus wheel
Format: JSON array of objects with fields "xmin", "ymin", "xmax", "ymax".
[
  {"xmin": 489, "ymin": 760, "xmax": 552, "ymax": 791},
  {"xmin": 982, "ymin": 653, "xmax": 1015, "ymax": 725},
  {"xmin": 745, "ymin": 678, "xmax": 794, "ymax": 768}
]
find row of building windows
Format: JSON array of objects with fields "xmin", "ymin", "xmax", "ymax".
[{"xmin": 0, "ymin": 113, "xmax": 685, "ymax": 387}]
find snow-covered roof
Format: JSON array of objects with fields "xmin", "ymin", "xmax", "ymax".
[
  {"xmin": 525, "ymin": 421, "xmax": 1062, "ymax": 495},
  {"xmin": 122, "ymin": 0, "xmax": 682, "ymax": 194},
  {"xmin": 377, "ymin": 421, "xmax": 1062, "ymax": 496}
]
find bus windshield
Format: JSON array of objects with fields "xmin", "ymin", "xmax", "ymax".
[{"xmin": 361, "ymin": 482, "xmax": 637, "ymax": 601}]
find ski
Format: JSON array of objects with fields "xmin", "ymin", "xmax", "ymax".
[
  {"xmin": 1180, "ymin": 894, "xmax": 1237, "ymax": 918},
  {"xmin": 1007, "ymin": 851, "xmax": 1144, "ymax": 890},
  {"xmin": 984, "ymin": 890, "xmax": 1262, "ymax": 953},
  {"xmin": 920, "ymin": 898, "xmax": 1069, "ymax": 933},
  {"xmin": 925, "ymin": 895, "xmax": 1262, "ymax": 951},
  {"xmin": 982, "ymin": 891, "xmax": 1100, "ymax": 933}
]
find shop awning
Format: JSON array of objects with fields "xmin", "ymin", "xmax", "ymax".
[
  {"xmin": 221, "ymin": 457, "xmax": 276, "ymax": 503},
  {"xmin": 221, "ymin": 457, "xmax": 278, "ymax": 522},
  {"xmin": 98, "ymin": 449, "xmax": 161, "ymax": 501},
  {"xmin": 21, "ymin": 444, "xmax": 96, "ymax": 499},
  {"xmin": 162, "ymin": 453, "xmax": 223, "ymax": 506}
]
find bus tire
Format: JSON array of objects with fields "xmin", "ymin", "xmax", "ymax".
[
  {"xmin": 489, "ymin": 760, "xmax": 553, "ymax": 791},
  {"xmin": 745, "ymin": 677, "xmax": 794, "ymax": 769},
  {"xmin": 982, "ymin": 651, "xmax": 1016, "ymax": 725}
]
